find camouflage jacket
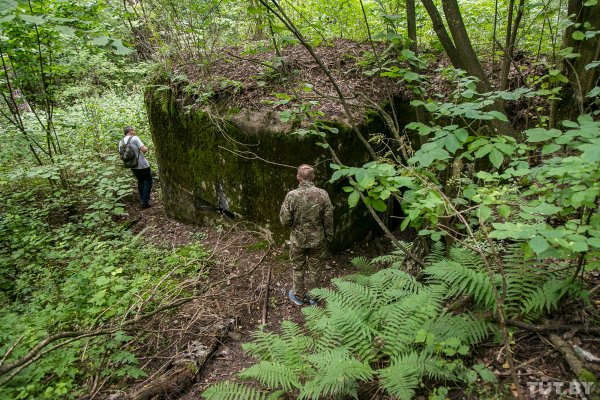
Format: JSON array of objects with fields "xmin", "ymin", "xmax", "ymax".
[{"xmin": 280, "ymin": 181, "xmax": 334, "ymax": 248}]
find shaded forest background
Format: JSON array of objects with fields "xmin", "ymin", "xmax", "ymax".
[{"xmin": 0, "ymin": 0, "xmax": 599, "ymax": 398}]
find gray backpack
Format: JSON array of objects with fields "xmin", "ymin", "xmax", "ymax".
[{"xmin": 119, "ymin": 136, "xmax": 139, "ymax": 168}]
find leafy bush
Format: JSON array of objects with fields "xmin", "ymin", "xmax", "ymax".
[{"xmin": 0, "ymin": 89, "xmax": 204, "ymax": 399}]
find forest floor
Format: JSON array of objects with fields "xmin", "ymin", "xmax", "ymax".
[{"xmin": 105, "ymin": 189, "xmax": 600, "ymax": 400}]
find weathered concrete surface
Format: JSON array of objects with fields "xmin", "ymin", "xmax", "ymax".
[{"xmin": 145, "ymin": 86, "xmax": 396, "ymax": 250}]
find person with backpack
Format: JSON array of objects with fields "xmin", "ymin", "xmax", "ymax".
[{"xmin": 118, "ymin": 126, "xmax": 153, "ymax": 209}]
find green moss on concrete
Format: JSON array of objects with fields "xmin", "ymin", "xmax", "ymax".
[{"xmin": 145, "ymin": 84, "xmax": 411, "ymax": 250}]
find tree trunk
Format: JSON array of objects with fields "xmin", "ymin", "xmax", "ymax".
[
  {"xmin": 422, "ymin": 0, "xmax": 516, "ymax": 137},
  {"xmin": 551, "ymin": 0, "xmax": 600, "ymax": 126},
  {"xmin": 420, "ymin": 0, "xmax": 465, "ymax": 70}
]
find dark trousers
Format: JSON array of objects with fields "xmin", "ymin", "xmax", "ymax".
[{"xmin": 131, "ymin": 167, "xmax": 153, "ymax": 205}]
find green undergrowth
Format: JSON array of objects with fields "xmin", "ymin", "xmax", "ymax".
[
  {"xmin": 0, "ymin": 92, "xmax": 209, "ymax": 399},
  {"xmin": 202, "ymin": 242, "xmax": 587, "ymax": 400}
]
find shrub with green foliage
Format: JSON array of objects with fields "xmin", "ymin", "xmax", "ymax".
[{"xmin": 0, "ymin": 89, "xmax": 206, "ymax": 398}]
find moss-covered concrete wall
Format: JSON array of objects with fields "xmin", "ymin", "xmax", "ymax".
[{"xmin": 145, "ymin": 86, "xmax": 400, "ymax": 250}]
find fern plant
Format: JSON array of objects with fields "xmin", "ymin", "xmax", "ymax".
[
  {"xmin": 422, "ymin": 244, "xmax": 583, "ymax": 321},
  {"xmin": 203, "ymin": 261, "xmax": 496, "ymax": 400}
]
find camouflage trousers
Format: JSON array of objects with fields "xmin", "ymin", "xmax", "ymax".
[{"xmin": 289, "ymin": 243, "xmax": 327, "ymax": 296}]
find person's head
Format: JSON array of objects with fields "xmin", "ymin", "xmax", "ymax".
[
  {"xmin": 297, "ymin": 164, "xmax": 315, "ymax": 183},
  {"xmin": 124, "ymin": 126, "xmax": 135, "ymax": 136}
]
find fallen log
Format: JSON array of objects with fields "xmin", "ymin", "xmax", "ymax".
[{"xmin": 126, "ymin": 318, "xmax": 234, "ymax": 400}]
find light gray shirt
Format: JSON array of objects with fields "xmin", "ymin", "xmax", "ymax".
[{"xmin": 118, "ymin": 135, "xmax": 150, "ymax": 169}]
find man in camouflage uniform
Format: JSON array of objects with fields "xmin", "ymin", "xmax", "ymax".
[{"xmin": 280, "ymin": 164, "xmax": 333, "ymax": 306}]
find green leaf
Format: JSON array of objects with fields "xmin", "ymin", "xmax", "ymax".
[
  {"xmin": 348, "ymin": 191, "xmax": 360, "ymax": 208},
  {"xmin": 404, "ymin": 71, "xmax": 419, "ymax": 82},
  {"xmin": 528, "ymin": 236, "xmax": 551, "ymax": 255},
  {"xmin": 19, "ymin": 13, "xmax": 45, "ymax": 24},
  {"xmin": 584, "ymin": 0, "xmax": 598, "ymax": 5},
  {"xmin": 585, "ymin": 61, "xmax": 600, "ymax": 71},
  {"xmin": 498, "ymin": 204, "xmax": 511, "ymax": 218},
  {"xmin": 487, "ymin": 111, "xmax": 508, "ymax": 122},
  {"xmin": 478, "ymin": 205, "xmax": 492, "ymax": 220},
  {"xmin": 572, "ymin": 31, "xmax": 586, "ymax": 40},
  {"xmin": 92, "ymin": 35, "xmax": 111, "ymax": 46},
  {"xmin": 475, "ymin": 144, "xmax": 493, "ymax": 158},
  {"xmin": 477, "ymin": 367, "xmax": 498, "ymax": 383},
  {"xmin": 525, "ymin": 128, "xmax": 561, "ymax": 142},
  {"xmin": 444, "ymin": 133, "xmax": 461, "ymax": 154},
  {"xmin": 55, "ymin": 25, "xmax": 76, "ymax": 36},
  {"xmin": 571, "ymin": 241, "xmax": 589, "ymax": 252},
  {"xmin": 371, "ymin": 198, "xmax": 387, "ymax": 212},
  {"xmin": 355, "ymin": 169, "xmax": 375, "ymax": 188},
  {"xmin": 489, "ymin": 148, "xmax": 504, "ymax": 168},
  {"xmin": 542, "ymin": 143, "xmax": 561, "ymax": 155},
  {"xmin": 112, "ymin": 39, "xmax": 134, "ymax": 55},
  {"xmin": 0, "ymin": 0, "xmax": 17, "ymax": 15}
]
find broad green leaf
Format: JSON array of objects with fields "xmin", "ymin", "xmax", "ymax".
[
  {"xmin": 525, "ymin": 128, "xmax": 561, "ymax": 142},
  {"xmin": 112, "ymin": 39, "xmax": 134, "ymax": 55},
  {"xmin": 542, "ymin": 143, "xmax": 561, "ymax": 155},
  {"xmin": 0, "ymin": 0, "xmax": 17, "ymax": 15},
  {"xmin": 528, "ymin": 236, "xmax": 550, "ymax": 255},
  {"xmin": 19, "ymin": 13, "xmax": 45, "ymax": 24},
  {"xmin": 571, "ymin": 241, "xmax": 589, "ymax": 252},
  {"xmin": 588, "ymin": 237, "xmax": 600, "ymax": 249},
  {"xmin": 371, "ymin": 198, "xmax": 387, "ymax": 212},
  {"xmin": 577, "ymin": 143, "xmax": 600, "ymax": 162},
  {"xmin": 477, "ymin": 205, "xmax": 492, "ymax": 220},
  {"xmin": 487, "ymin": 111, "xmax": 508, "ymax": 122},
  {"xmin": 572, "ymin": 31, "xmax": 585, "ymax": 40},
  {"xmin": 489, "ymin": 148, "xmax": 504, "ymax": 168},
  {"xmin": 55, "ymin": 25, "xmax": 76, "ymax": 36},
  {"xmin": 92, "ymin": 35, "xmax": 111, "ymax": 46},
  {"xmin": 585, "ymin": 61, "xmax": 600, "ymax": 71},
  {"xmin": 475, "ymin": 144, "xmax": 493, "ymax": 158},
  {"xmin": 404, "ymin": 71, "xmax": 419, "ymax": 82},
  {"xmin": 444, "ymin": 133, "xmax": 460, "ymax": 154},
  {"xmin": 355, "ymin": 169, "xmax": 375, "ymax": 188},
  {"xmin": 348, "ymin": 191, "xmax": 360, "ymax": 207}
]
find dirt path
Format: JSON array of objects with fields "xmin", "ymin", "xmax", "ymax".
[{"xmin": 108, "ymin": 193, "xmax": 381, "ymax": 400}]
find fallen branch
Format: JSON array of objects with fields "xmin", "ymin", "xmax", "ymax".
[
  {"xmin": 261, "ymin": 263, "xmax": 273, "ymax": 325},
  {"xmin": 127, "ymin": 319, "xmax": 234, "ymax": 400},
  {"xmin": 505, "ymin": 320, "xmax": 600, "ymax": 335}
]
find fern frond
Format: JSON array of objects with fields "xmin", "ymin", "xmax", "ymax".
[
  {"xmin": 331, "ymin": 279, "xmax": 377, "ymax": 317},
  {"xmin": 448, "ymin": 245, "xmax": 486, "ymax": 271},
  {"xmin": 302, "ymin": 305, "xmax": 328, "ymax": 334},
  {"xmin": 239, "ymin": 361, "xmax": 302, "ymax": 391},
  {"xmin": 378, "ymin": 351, "xmax": 424, "ymax": 400},
  {"xmin": 299, "ymin": 357, "xmax": 373, "ymax": 400},
  {"xmin": 521, "ymin": 278, "xmax": 574, "ymax": 315},
  {"xmin": 376, "ymin": 291, "xmax": 440, "ymax": 358},
  {"xmin": 243, "ymin": 329, "xmax": 277, "ymax": 360},
  {"xmin": 428, "ymin": 312, "xmax": 493, "ymax": 346},
  {"xmin": 425, "ymin": 241, "xmax": 446, "ymax": 264},
  {"xmin": 350, "ymin": 256, "xmax": 374, "ymax": 274},
  {"xmin": 202, "ymin": 381, "xmax": 268, "ymax": 400},
  {"xmin": 323, "ymin": 300, "xmax": 375, "ymax": 360},
  {"xmin": 424, "ymin": 260, "xmax": 498, "ymax": 309},
  {"xmin": 367, "ymin": 268, "xmax": 423, "ymax": 303}
]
